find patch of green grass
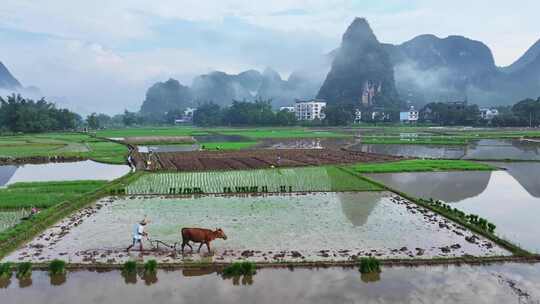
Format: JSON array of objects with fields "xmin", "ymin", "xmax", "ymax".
[
  {"xmin": 0, "ymin": 210, "xmax": 30, "ymax": 232},
  {"xmin": 48, "ymin": 259, "xmax": 66, "ymax": 275},
  {"xmin": 0, "ymin": 180, "xmax": 108, "ymax": 209},
  {"xmin": 200, "ymin": 141, "xmax": 258, "ymax": 150},
  {"xmin": 352, "ymin": 160, "xmax": 496, "ymax": 174},
  {"xmin": 222, "ymin": 262, "xmax": 256, "ymax": 276},
  {"xmin": 361, "ymin": 136, "xmax": 468, "ymax": 145},
  {"xmin": 358, "ymin": 257, "xmax": 381, "ymax": 274},
  {"xmin": 0, "ymin": 262, "xmax": 12, "ymax": 278},
  {"xmin": 216, "ymin": 128, "xmax": 349, "ymax": 139},
  {"xmin": 144, "ymin": 260, "xmax": 158, "ymax": 274},
  {"xmin": 0, "ymin": 133, "xmax": 128, "ymax": 164},
  {"xmin": 122, "ymin": 261, "xmax": 137, "ymax": 275},
  {"xmin": 127, "ymin": 166, "xmax": 381, "ymax": 194},
  {"xmin": 16, "ymin": 262, "xmax": 32, "ymax": 278},
  {"xmin": 96, "ymin": 127, "xmax": 208, "ymax": 138},
  {"xmin": 327, "ymin": 166, "xmax": 382, "ymax": 191}
]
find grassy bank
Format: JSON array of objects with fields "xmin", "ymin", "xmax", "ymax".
[
  {"xmin": 360, "ymin": 136, "xmax": 468, "ymax": 145},
  {"xmin": 0, "ymin": 172, "xmax": 141, "ymax": 259},
  {"xmin": 97, "ymin": 127, "xmax": 350, "ymax": 140},
  {"xmin": 126, "ymin": 166, "xmax": 382, "ymax": 194},
  {"xmin": 352, "ymin": 160, "xmax": 496, "ymax": 173},
  {"xmin": 0, "ymin": 133, "xmax": 128, "ymax": 164},
  {"xmin": 200, "ymin": 141, "xmax": 258, "ymax": 151},
  {"xmin": 0, "ymin": 181, "xmax": 107, "ymax": 209}
]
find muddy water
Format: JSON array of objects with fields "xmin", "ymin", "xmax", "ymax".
[
  {"xmin": 0, "ymin": 160, "xmax": 130, "ymax": 186},
  {"xmin": 255, "ymin": 138, "xmax": 357, "ymax": 150},
  {"xmin": 4, "ymin": 192, "xmax": 506, "ymax": 264},
  {"xmin": 368, "ymin": 164, "xmax": 540, "ymax": 252},
  {"xmin": 352, "ymin": 143, "xmax": 467, "ymax": 159},
  {"xmin": 351, "ymin": 139, "xmax": 540, "ymax": 160},
  {"xmin": 137, "ymin": 144, "xmax": 200, "ymax": 153},
  {"xmin": 1, "ymin": 263, "xmax": 539, "ymax": 303}
]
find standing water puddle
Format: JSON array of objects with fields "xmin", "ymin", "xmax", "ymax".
[
  {"xmin": 351, "ymin": 139, "xmax": 540, "ymax": 160},
  {"xmin": 367, "ymin": 163, "xmax": 540, "ymax": 253},
  {"xmin": 0, "ymin": 160, "xmax": 130, "ymax": 186},
  {"xmin": 1, "ymin": 263, "xmax": 539, "ymax": 303}
]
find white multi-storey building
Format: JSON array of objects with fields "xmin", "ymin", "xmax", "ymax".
[{"xmin": 294, "ymin": 99, "xmax": 326, "ymax": 121}]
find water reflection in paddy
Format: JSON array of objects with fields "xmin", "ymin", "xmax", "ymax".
[
  {"xmin": 0, "ymin": 160, "xmax": 130, "ymax": 186},
  {"xmin": 4, "ymin": 192, "xmax": 505, "ymax": 264},
  {"xmin": 352, "ymin": 139, "xmax": 540, "ymax": 160},
  {"xmin": 1, "ymin": 263, "xmax": 539, "ymax": 303},
  {"xmin": 368, "ymin": 163, "xmax": 540, "ymax": 252}
]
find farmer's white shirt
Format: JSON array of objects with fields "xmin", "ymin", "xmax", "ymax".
[{"xmin": 134, "ymin": 224, "xmax": 145, "ymax": 240}]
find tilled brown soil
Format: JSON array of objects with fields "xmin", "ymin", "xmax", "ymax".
[{"xmin": 132, "ymin": 149, "xmax": 404, "ymax": 171}]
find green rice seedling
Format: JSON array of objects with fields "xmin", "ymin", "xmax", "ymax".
[
  {"xmin": 222, "ymin": 262, "xmax": 257, "ymax": 277},
  {"xmin": 48, "ymin": 260, "xmax": 66, "ymax": 275},
  {"xmin": 16, "ymin": 262, "xmax": 32, "ymax": 279},
  {"xmin": 122, "ymin": 261, "xmax": 137, "ymax": 275},
  {"xmin": 0, "ymin": 262, "xmax": 12, "ymax": 278},
  {"xmin": 144, "ymin": 260, "xmax": 158, "ymax": 274},
  {"xmin": 358, "ymin": 257, "xmax": 381, "ymax": 274}
]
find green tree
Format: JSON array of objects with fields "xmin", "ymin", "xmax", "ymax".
[{"xmin": 86, "ymin": 113, "xmax": 100, "ymax": 129}]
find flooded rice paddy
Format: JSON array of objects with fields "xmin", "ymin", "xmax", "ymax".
[
  {"xmin": 353, "ymin": 138, "xmax": 540, "ymax": 160},
  {"xmin": 2, "ymin": 263, "xmax": 539, "ymax": 303},
  {"xmin": 4, "ymin": 192, "xmax": 506, "ymax": 264},
  {"xmin": 0, "ymin": 160, "xmax": 130, "ymax": 186},
  {"xmin": 367, "ymin": 163, "xmax": 540, "ymax": 253}
]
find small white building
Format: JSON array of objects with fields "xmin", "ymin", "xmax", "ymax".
[
  {"xmin": 354, "ymin": 109, "xmax": 362, "ymax": 124},
  {"xmin": 479, "ymin": 108, "xmax": 499, "ymax": 120},
  {"xmin": 400, "ymin": 106, "xmax": 419, "ymax": 123},
  {"xmin": 294, "ymin": 99, "xmax": 326, "ymax": 121},
  {"xmin": 279, "ymin": 106, "xmax": 296, "ymax": 113}
]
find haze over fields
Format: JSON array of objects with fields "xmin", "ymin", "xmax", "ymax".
[{"xmin": 1, "ymin": 1, "xmax": 539, "ymax": 114}]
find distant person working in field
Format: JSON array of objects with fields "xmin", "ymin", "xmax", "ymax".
[{"xmin": 127, "ymin": 217, "xmax": 149, "ymax": 252}]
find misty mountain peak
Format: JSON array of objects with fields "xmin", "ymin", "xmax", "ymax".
[
  {"xmin": 262, "ymin": 67, "xmax": 282, "ymax": 81},
  {"xmin": 317, "ymin": 18, "xmax": 400, "ymax": 107},
  {"xmin": 342, "ymin": 17, "xmax": 379, "ymax": 47},
  {"xmin": 0, "ymin": 61, "xmax": 22, "ymax": 89}
]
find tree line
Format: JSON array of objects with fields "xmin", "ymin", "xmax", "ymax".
[
  {"xmin": 193, "ymin": 99, "xmax": 297, "ymax": 127},
  {"xmin": 0, "ymin": 94, "xmax": 81, "ymax": 133}
]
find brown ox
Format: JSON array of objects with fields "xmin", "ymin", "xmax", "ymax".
[{"xmin": 181, "ymin": 228, "xmax": 227, "ymax": 254}]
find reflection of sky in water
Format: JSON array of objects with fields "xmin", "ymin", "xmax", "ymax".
[
  {"xmin": 369, "ymin": 166, "xmax": 540, "ymax": 253},
  {"xmin": 1, "ymin": 160, "xmax": 130, "ymax": 185},
  {"xmin": 353, "ymin": 139, "xmax": 540, "ymax": 160},
  {"xmin": 2, "ymin": 263, "xmax": 539, "ymax": 303},
  {"xmin": 15, "ymin": 192, "xmax": 501, "ymax": 258},
  {"xmin": 0, "ymin": 165, "xmax": 17, "ymax": 186}
]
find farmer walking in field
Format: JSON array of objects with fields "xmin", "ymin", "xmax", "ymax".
[{"xmin": 127, "ymin": 217, "xmax": 149, "ymax": 252}]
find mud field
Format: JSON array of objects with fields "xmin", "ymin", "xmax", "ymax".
[
  {"xmin": 4, "ymin": 192, "xmax": 507, "ymax": 264},
  {"xmin": 131, "ymin": 149, "xmax": 403, "ymax": 171}
]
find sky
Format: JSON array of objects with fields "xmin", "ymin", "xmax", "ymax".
[{"xmin": 0, "ymin": 0, "xmax": 538, "ymax": 114}]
